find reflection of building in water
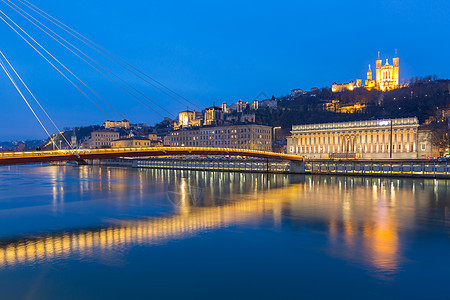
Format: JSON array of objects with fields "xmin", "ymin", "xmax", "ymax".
[
  {"xmin": 0, "ymin": 168, "xmax": 297, "ymax": 268},
  {"xmin": 1, "ymin": 169, "xmax": 447, "ymax": 276},
  {"xmin": 0, "ymin": 194, "xmax": 270, "ymax": 268},
  {"xmin": 290, "ymin": 176, "xmax": 415, "ymax": 275}
]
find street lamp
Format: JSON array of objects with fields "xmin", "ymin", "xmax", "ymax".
[{"xmin": 390, "ymin": 119, "xmax": 393, "ymax": 159}]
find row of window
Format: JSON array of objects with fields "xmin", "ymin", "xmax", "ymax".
[
  {"xmin": 171, "ymin": 134, "xmax": 270, "ymax": 141},
  {"xmin": 169, "ymin": 141, "xmax": 271, "ymax": 151},
  {"xmin": 296, "ymin": 133, "xmax": 416, "ymax": 145},
  {"xmin": 294, "ymin": 130, "xmax": 415, "ymax": 137},
  {"xmin": 171, "ymin": 127, "xmax": 271, "ymax": 136},
  {"xmin": 93, "ymin": 133, "xmax": 119, "ymax": 137},
  {"xmin": 170, "ymin": 140, "xmax": 270, "ymax": 146},
  {"xmin": 295, "ymin": 120, "xmax": 417, "ymax": 130},
  {"xmin": 296, "ymin": 143, "xmax": 416, "ymax": 153}
]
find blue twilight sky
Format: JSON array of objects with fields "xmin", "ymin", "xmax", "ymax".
[{"xmin": 0, "ymin": 0, "xmax": 449, "ymax": 140}]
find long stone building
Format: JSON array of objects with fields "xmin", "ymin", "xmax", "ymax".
[
  {"xmin": 287, "ymin": 117, "xmax": 434, "ymax": 159},
  {"xmin": 167, "ymin": 124, "xmax": 272, "ymax": 151}
]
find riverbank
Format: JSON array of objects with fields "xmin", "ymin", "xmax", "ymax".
[{"xmin": 92, "ymin": 157, "xmax": 450, "ymax": 179}]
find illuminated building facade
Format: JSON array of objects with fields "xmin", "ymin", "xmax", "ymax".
[
  {"xmin": 323, "ymin": 100, "xmax": 366, "ymax": 113},
  {"xmin": 169, "ymin": 124, "xmax": 272, "ymax": 151},
  {"xmin": 375, "ymin": 51, "xmax": 400, "ymax": 91},
  {"xmin": 365, "ymin": 64, "xmax": 376, "ymax": 90},
  {"xmin": 332, "ymin": 80, "xmax": 355, "ymax": 92},
  {"xmin": 173, "ymin": 110, "xmax": 202, "ymax": 130},
  {"xmin": 290, "ymin": 89, "xmax": 303, "ymax": 97},
  {"xmin": 287, "ymin": 117, "xmax": 421, "ymax": 159},
  {"xmin": 148, "ymin": 133, "xmax": 158, "ymax": 141},
  {"xmin": 332, "ymin": 51, "xmax": 400, "ymax": 92},
  {"xmin": 204, "ymin": 106, "xmax": 223, "ymax": 125},
  {"xmin": 103, "ymin": 119, "xmax": 130, "ymax": 129}
]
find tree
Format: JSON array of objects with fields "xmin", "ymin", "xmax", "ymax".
[{"xmin": 429, "ymin": 122, "xmax": 450, "ymax": 155}]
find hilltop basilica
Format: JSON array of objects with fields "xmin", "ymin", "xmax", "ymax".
[{"xmin": 332, "ymin": 51, "xmax": 400, "ymax": 92}]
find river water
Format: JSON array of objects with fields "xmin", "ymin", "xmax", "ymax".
[{"xmin": 0, "ymin": 165, "xmax": 449, "ymax": 299}]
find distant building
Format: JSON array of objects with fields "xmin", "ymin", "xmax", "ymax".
[
  {"xmin": 111, "ymin": 136, "xmax": 162, "ymax": 148},
  {"xmin": 168, "ymin": 124, "xmax": 272, "ymax": 151},
  {"xmin": 240, "ymin": 113, "xmax": 256, "ymax": 123},
  {"xmin": 173, "ymin": 110, "xmax": 202, "ymax": 130},
  {"xmin": 333, "ymin": 51, "xmax": 400, "ymax": 92},
  {"xmin": 221, "ymin": 102, "xmax": 228, "ymax": 113},
  {"xmin": 416, "ymin": 130, "xmax": 440, "ymax": 159},
  {"xmin": 225, "ymin": 99, "xmax": 260, "ymax": 113},
  {"xmin": 339, "ymin": 104, "xmax": 366, "ymax": 114},
  {"xmin": 356, "ymin": 78, "xmax": 362, "ymax": 87},
  {"xmin": 322, "ymin": 100, "xmax": 339, "ymax": 112},
  {"xmin": 365, "ymin": 64, "xmax": 376, "ymax": 90},
  {"xmin": 287, "ymin": 117, "xmax": 426, "ymax": 159},
  {"xmin": 224, "ymin": 113, "xmax": 256, "ymax": 123},
  {"xmin": 323, "ymin": 100, "xmax": 366, "ymax": 113},
  {"xmin": 204, "ymin": 106, "xmax": 224, "ymax": 125},
  {"xmin": 332, "ymin": 81, "xmax": 355, "ymax": 92},
  {"xmin": 376, "ymin": 52, "xmax": 399, "ymax": 91},
  {"xmin": 163, "ymin": 135, "xmax": 171, "ymax": 146},
  {"xmin": 148, "ymin": 133, "xmax": 158, "ymax": 141},
  {"xmin": 83, "ymin": 129, "xmax": 120, "ymax": 149},
  {"xmin": 103, "ymin": 119, "xmax": 130, "ymax": 129},
  {"xmin": 258, "ymin": 99, "xmax": 277, "ymax": 109},
  {"xmin": 290, "ymin": 89, "xmax": 303, "ymax": 98}
]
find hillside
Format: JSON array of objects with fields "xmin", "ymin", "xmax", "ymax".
[{"xmin": 256, "ymin": 78, "xmax": 449, "ymax": 129}]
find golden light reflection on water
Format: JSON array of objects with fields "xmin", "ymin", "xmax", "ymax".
[{"xmin": 0, "ymin": 167, "xmax": 449, "ymax": 279}]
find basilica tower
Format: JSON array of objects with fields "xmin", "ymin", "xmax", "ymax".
[
  {"xmin": 374, "ymin": 50, "xmax": 399, "ymax": 91},
  {"xmin": 375, "ymin": 51, "xmax": 382, "ymax": 86},
  {"xmin": 367, "ymin": 64, "xmax": 373, "ymax": 81},
  {"xmin": 365, "ymin": 64, "xmax": 376, "ymax": 90},
  {"xmin": 393, "ymin": 49, "xmax": 399, "ymax": 86}
]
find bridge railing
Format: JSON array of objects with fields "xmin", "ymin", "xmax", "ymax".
[{"xmin": 0, "ymin": 147, "xmax": 303, "ymax": 161}]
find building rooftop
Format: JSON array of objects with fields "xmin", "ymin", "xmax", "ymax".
[
  {"xmin": 105, "ymin": 119, "xmax": 129, "ymax": 122},
  {"xmin": 172, "ymin": 123, "xmax": 272, "ymax": 133},
  {"xmin": 292, "ymin": 117, "xmax": 419, "ymax": 132},
  {"xmin": 113, "ymin": 136, "xmax": 151, "ymax": 141},
  {"xmin": 92, "ymin": 129, "xmax": 117, "ymax": 133}
]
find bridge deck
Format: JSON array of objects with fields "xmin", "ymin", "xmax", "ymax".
[{"xmin": 0, "ymin": 147, "xmax": 303, "ymax": 165}]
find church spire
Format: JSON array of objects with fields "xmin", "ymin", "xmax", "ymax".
[{"xmin": 367, "ymin": 64, "xmax": 373, "ymax": 80}]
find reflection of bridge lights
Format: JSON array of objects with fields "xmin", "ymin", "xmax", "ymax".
[{"xmin": 0, "ymin": 170, "xmax": 420, "ymax": 277}]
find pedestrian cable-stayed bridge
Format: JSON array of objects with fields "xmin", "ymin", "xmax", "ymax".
[
  {"xmin": 0, "ymin": 0, "xmax": 201, "ymax": 149},
  {"xmin": 0, "ymin": 0, "xmax": 298, "ymax": 166},
  {"xmin": 0, "ymin": 147, "xmax": 303, "ymax": 166}
]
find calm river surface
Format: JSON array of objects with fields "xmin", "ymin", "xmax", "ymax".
[{"xmin": 0, "ymin": 165, "xmax": 449, "ymax": 299}]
